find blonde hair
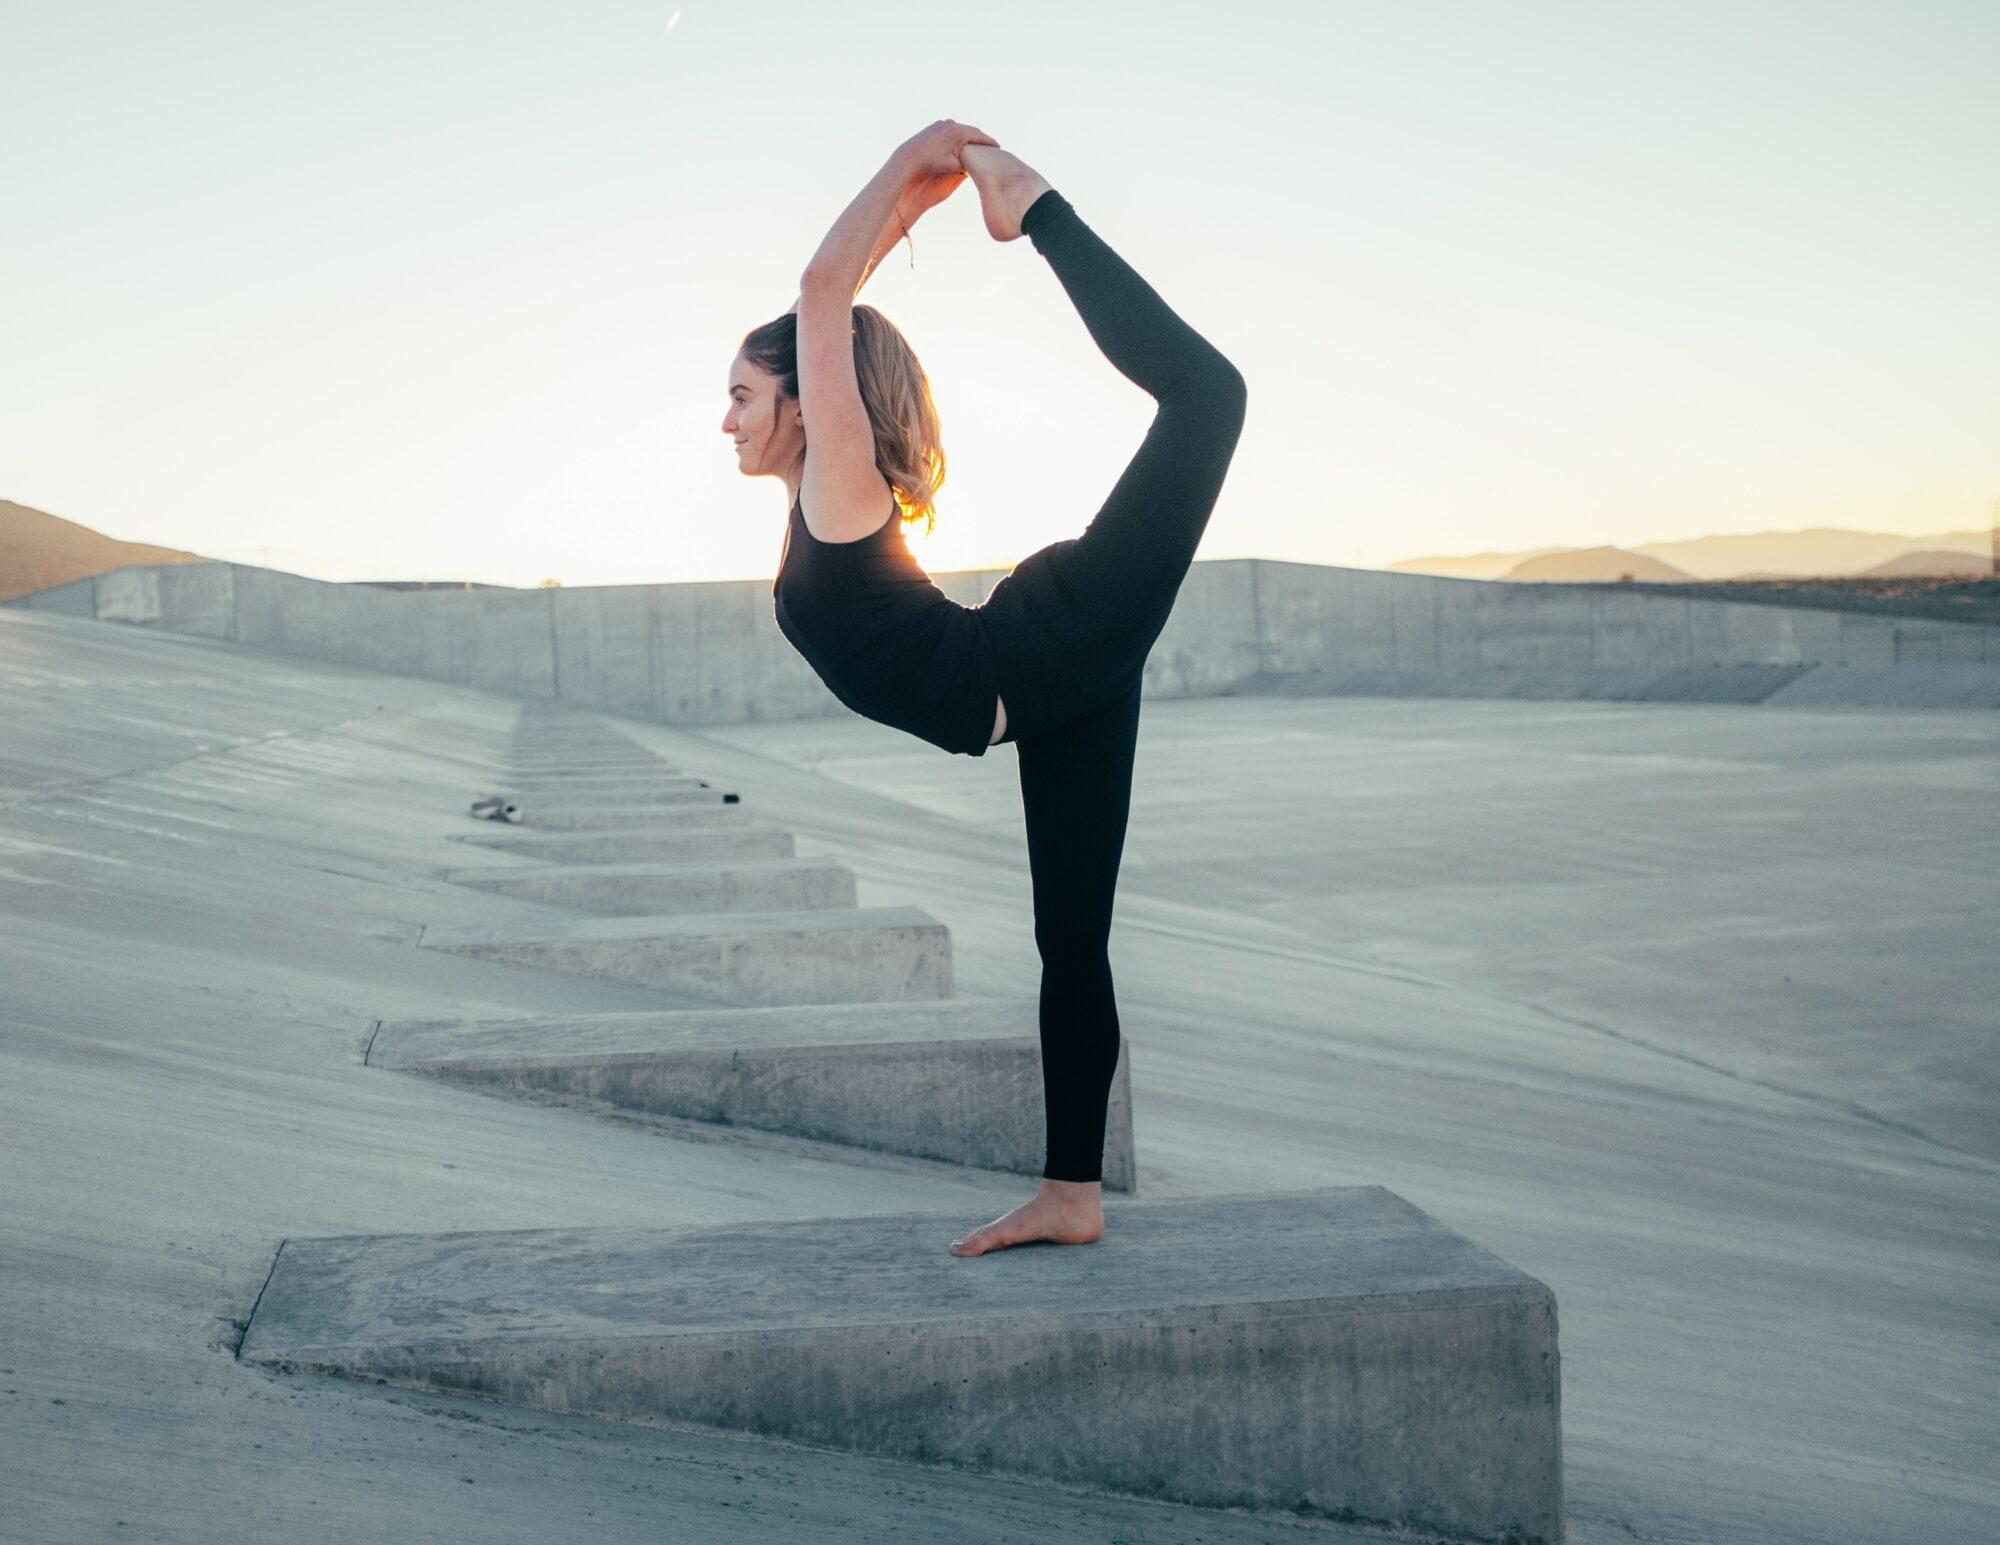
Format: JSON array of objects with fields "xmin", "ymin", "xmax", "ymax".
[{"xmin": 738, "ymin": 303, "xmax": 947, "ymax": 536}]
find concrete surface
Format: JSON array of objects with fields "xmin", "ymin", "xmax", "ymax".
[
  {"xmin": 505, "ymin": 769, "xmax": 702, "ymax": 786},
  {"xmin": 1757, "ymin": 660, "xmax": 2000, "ymax": 708},
  {"xmin": 239, "ymin": 1185, "xmax": 1560, "ymax": 1543},
  {"xmin": 366, "ymin": 1000, "xmax": 1138, "ymax": 1192},
  {"xmin": 3, "ymin": 602, "xmax": 1995, "ymax": 1544},
  {"xmin": 13, "ymin": 557, "xmax": 1993, "ymax": 727},
  {"xmin": 418, "ymin": 907, "xmax": 954, "ymax": 1005},
  {"xmin": 511, "ymin": 751, "xmax": 676, "ymax": 768},
  {"xmin": 446, "ymin": 825, "xmax": 794, "ymax": 864},
  {"xmin": 515, "ymin": 800, "xmax": 738, "ymax": 831},
  {"xmin": 441, "ymin": 857, "xmax": 858, "ymax": 915},
  {"xmin": 503, "ymin": 780, "xmax": 721, "ymax": 803}
]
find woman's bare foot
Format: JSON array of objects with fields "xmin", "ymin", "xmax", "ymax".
[
  {"xmin": 949, "ymin": 1178, "xmax": 1103, "ymax": 1257},
  {"xmin": 960, "ymin": 144, "xmax": 1053, "ymax": 243}
]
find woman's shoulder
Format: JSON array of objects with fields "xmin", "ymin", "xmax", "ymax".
[{"xmin": 797, "ymin": 470, "xmax": 899, "ymax": 545}]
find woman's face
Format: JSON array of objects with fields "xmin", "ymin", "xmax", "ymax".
[{"xmin": 723, "ymin": 354, "xmax": 803, "ymax": 479}]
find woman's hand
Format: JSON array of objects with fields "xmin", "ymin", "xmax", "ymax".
[
  {"xmin": 894, "ymin": 119, "xmax": 998, "ymax": 182},
  {"xmin": 898, "ymin": 166, "xmax": 968, "ymax": 225}
]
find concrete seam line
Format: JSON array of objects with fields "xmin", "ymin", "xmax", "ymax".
[
  {"xmin": 546, "ymin": 584, "xmax": 562, "ymax": 702},
  {"xmin": 235, "ymin": 1239, "xmax": 289, "ymax": 1360},
  {"xmin": 1248, "ymin": 558, "xmax": 1268, "ymax": 672}
]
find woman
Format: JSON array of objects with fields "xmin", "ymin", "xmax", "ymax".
[{"xmin": 725, "ymin": 122, "xmax": 1247, "ymax": 1257}]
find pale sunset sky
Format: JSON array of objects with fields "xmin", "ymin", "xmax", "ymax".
[{"xmin": 4, "ymin": 0, "xmax": 1995, "ymax": 587}]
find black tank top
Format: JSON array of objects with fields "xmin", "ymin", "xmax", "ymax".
[{"xmin": 772, "ymin": 487, "xmax": 1001, "ymax": 757}]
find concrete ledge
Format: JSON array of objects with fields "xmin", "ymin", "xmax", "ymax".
[
  {"xmin": 449, "ymin": 825, "xmax": 790, "ymax": 866},
  {"xmin": 366, "ymin": 999, "xmax": 1136, "ymax": 1191},
  {"xmin": 1244, "ymin": 663, "xmax": 1815, "ymax": 704},
  {"xmin": 441, "ymin": 857, "xmax": 857, "ymax": 915},
  {"xmin": 418, "ymin": 906, "xmax": 952, "ymax": 1004},
  {"xmin": 239, "ymin": 1185, "xmax": 1562, "ymax": 1542}
]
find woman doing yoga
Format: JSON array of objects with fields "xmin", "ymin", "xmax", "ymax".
[{"xmin": 725, "ymin": 122, "xmax": 1247, "ymax": 1257}]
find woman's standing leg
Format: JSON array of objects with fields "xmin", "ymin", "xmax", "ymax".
[
  {"xmin": 950, "ymin": 676, "xmax": 1143, "ymax": 1258},
  {"xmin": 1017, "ymin": 675, "xmax": 1144, "ymax": 1181}
]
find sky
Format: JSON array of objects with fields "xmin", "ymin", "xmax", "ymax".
[{"xmin": 3, "ymin": 0, "xmax": 1996, "ymax": 587}]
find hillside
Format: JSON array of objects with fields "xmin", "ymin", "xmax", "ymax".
[
  {"xmin": 1859, "ymin": 549, "xmax": 1993, "ymax": 578},
  {"xmin": 1388, "ymin": 547, "xmax": 1568, "ymax": 581},
  {"xmin": 1631, "ymin": 526, "xmax": 1988, "ymax": 579},
  {"xmin": 1502, "ymin": 546, "xmax": 1693, "ymax": 583},
  {"xmin": 0, "ymin": 499, "xmax": 209, "ymax": 602}
]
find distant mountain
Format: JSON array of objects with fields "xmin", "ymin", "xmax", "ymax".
[
  {"xmin": 1629, "ymin": 527, "xmax": 1988, "ymax": 579},
  {"xmin": 1388, "ymin": 547, "xmax": 1569, "ymax": 580},
  {"xmin": 1391, "ymin": 526, "xmax": 1990, "ymax": 583},
  {"xmin": 1502, "ymin": 547, "xmax": 1694, "ymax": 583},
  {"xmin": 1858, "ymin": 549, "xmax": 1994, "ymax": 578},
  {"xmin": 0, "ymin": 499, "xmax": 210, "ymax": 603}
]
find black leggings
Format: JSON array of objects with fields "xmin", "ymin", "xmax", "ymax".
[{"xmin": 991, "ymin": 189, "xmax": 1248, "ymax": 1183}]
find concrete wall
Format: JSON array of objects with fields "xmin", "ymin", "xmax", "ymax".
[{"xmin": 12, "ymin": 557, "xmax": 1996, "ymax": 722}]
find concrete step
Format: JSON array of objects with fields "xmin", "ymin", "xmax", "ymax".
[
  {"xmin": 418, "ymin": 906, "xmax": 952, "ymax": 1004},
  {"xmin": 238, "ymin": 1185, "xmax": 1561, "ymax": 1542},
  {"xmin": 366, "ymin": 998, "xmax": 1136, "ymax": 1191},
  {"xmin": 448, "ymin": 825, "xmax": 795, "ymax": 865},
  {"xmin": 518, "ymin": 801, "xmax": 740, "ymax": 831},
  {"xmin": 442, "ymin": 856, "xmax": 857, "ymax": 915}
]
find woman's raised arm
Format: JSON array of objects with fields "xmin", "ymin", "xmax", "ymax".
[
  {"xmin": 800, "ymin": 121, "xmax": 994, "ymax": 298},
  {"xmin": 789, "ymin": 125, "xmax": 994, "ymax": 532},
  {"xmin": 783, "ymin": 198, "xmax": 903, "ymax": 317}
]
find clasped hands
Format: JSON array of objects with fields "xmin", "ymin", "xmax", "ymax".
[{"xmin": 892, "ymin": 118, "xmax": 999, "ymax": 227}]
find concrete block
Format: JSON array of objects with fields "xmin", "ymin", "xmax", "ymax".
[
  {"xmin": 448, "ymin": 825, "xmax": 795, "ymax": 865},
  {"xmin": 417, "ymin": 906, "xmax": 952, "ymax": 1005},
  {"xmin": 441, "ymin": 857, "xmax": 857, "ymax": 915},
  {"xmin": 239, "ymin": 1185, "xmax": 1562, "ymax": 1543},
  {"xmin": 366, "ymin": 998, "xmax": 1137, "ymax": 1191}
]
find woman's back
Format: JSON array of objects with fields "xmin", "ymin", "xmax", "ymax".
[{"xmin": 772, "ymin": 489, "xmax": 1002, "ymax": 757}]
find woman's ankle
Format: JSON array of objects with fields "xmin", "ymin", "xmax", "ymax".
[{"xmin": 964, "ymin": 145, "xmax": 1053, "ymax": 240}]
